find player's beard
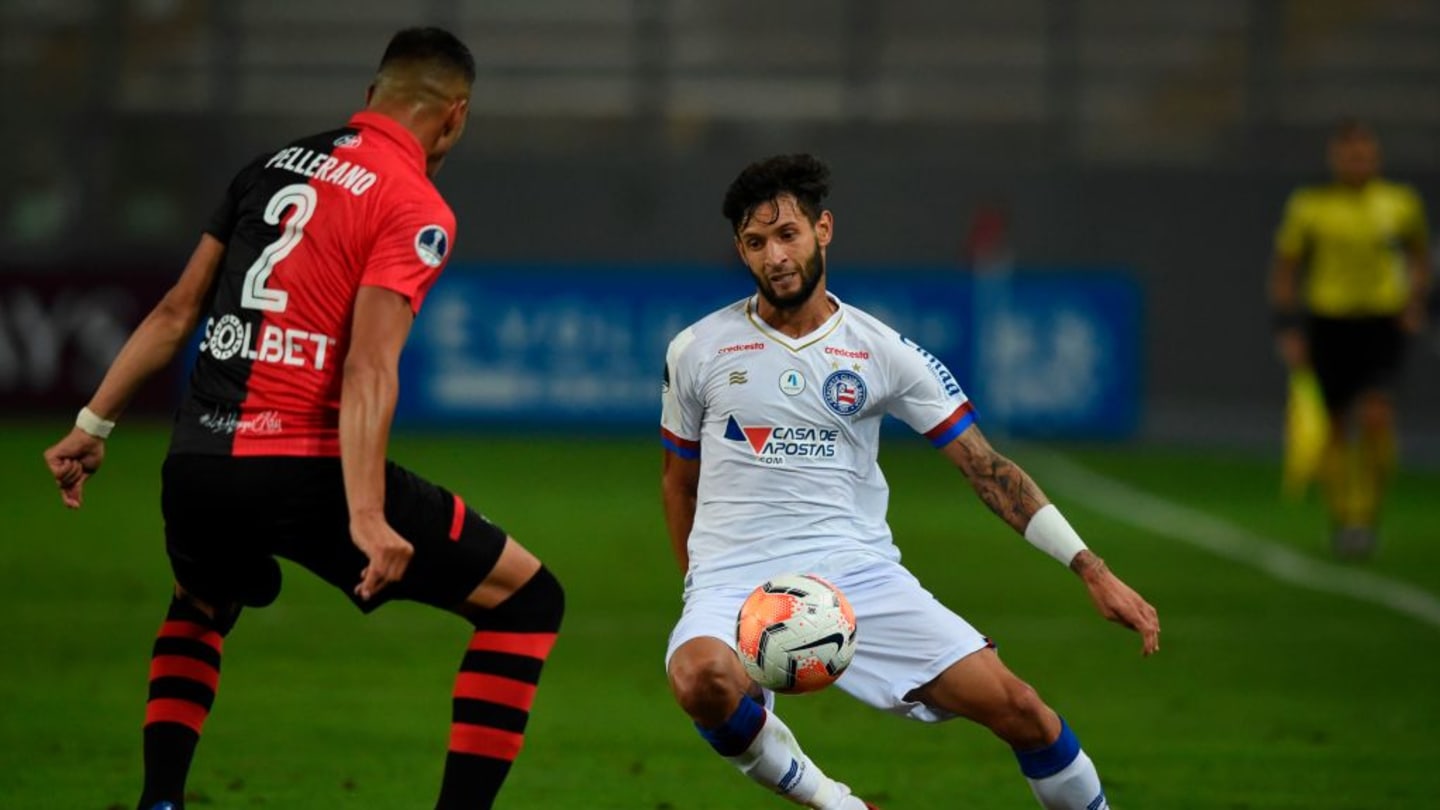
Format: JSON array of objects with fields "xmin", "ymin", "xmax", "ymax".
[{"xmin": 754, "ymin": 246, "xmax": 825, "ymax": 311}]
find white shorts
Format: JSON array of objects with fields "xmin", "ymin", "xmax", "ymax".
[{"xmin": 664, "ymin": 560, "xmax": 991, "ymax": 722}]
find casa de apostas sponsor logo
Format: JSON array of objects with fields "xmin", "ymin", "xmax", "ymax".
[{"xmin": 724, "ymin": 415, "xmax": 838, "ymax": 465}]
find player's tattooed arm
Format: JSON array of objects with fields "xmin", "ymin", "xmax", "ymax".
[{"xmin": 939, "ymin": 425, "xmax": 1049, "ymax": 535}]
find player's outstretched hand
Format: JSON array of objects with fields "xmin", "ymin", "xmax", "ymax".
[
  {"xmin": 42, "ymin": 427, "xmax": 107, "ymax": 510},
  {"xmin": 349, "ymin": 516, "xmax": 414, "ymax": 601},
  {"xmin": 1073, "ymin": 552, "xmax": 1161, "ymax": 656}
]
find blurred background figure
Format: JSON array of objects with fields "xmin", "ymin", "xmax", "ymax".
[{"xmin": 1268, "ymin": 118, "xmax": 1431, "ymax": 557}]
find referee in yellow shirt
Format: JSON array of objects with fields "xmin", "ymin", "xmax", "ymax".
[{"xmin": 1269, "ymin": 118, "xmax": 1430, "ymax": 557}]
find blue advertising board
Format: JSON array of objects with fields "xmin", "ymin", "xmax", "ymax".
[{"xmin": 397, "ymin": 265, "xmax": 1141, "ymax": 438}]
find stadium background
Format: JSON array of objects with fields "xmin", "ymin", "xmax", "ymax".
[{"xmin": 2, "ymin": 2, "xmax": 1439, "ymax": 808}]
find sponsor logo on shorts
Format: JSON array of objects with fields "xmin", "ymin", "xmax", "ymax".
[{"xmin": 822, "ymin": 369, "xmax": 867, "ymax": 416}]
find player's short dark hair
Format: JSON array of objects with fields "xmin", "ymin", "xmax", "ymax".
[
  {"xmin": 379, "ymin": 27, "xmax": 475, "ymax": 85},
  {"xmin": 722, "ymin": 154, "xmax": 831, "ymax": 232}
]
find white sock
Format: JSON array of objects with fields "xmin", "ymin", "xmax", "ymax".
[
  {"xmin": 726, "ymin": 710, "xmax": 863, "ymax": 809},
  {"xmin": 1026, "ymin": 750, "xmax": 1107, "ymax": 810}
]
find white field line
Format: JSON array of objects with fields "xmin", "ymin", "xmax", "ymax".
[{"xmin": 1031, "ymin": 452, "xmax": 1440, "ymax": 631}]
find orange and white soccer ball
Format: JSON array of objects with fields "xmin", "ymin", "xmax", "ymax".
[{"xmin": 735, "ymin": 573, "xmax": 857, "ymax": 694}]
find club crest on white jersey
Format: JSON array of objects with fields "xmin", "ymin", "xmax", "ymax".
[{"xmin": 822, "ymin": 369, "xmax": 867, "ymax": 415}]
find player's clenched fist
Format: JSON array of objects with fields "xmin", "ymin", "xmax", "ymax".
[
  {"xmin": 349, "ymin": 517, "xmax": 414, "ymax": 600},
  {"xmin": 43, "ymin": 427, "xmax": 107, "ymax": 509}
]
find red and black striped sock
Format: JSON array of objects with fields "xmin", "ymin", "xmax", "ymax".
[
  {"xmin": 437, "ymin": 566, "xmax": 563, "ymax": 810},
  {"xmin": 137, "ymin": 597, "xmax": 231, "ymax": 810}
]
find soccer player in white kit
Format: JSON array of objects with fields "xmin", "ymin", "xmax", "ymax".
[{"xmin": 660, "ymin": 154, "xmax": 1161, "ymax": 810}]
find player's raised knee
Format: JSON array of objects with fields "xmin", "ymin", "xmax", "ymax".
[
  {"xmin": 462, "ymin": 563, "xmax": 564, "ymax": 636},
  {"xmin": 669, "ymin": 644, "xmax": 745, "ymax": 718},
  {"xmin": 504, "ymin": 565, "xmax": 565, "ymax": 630}
]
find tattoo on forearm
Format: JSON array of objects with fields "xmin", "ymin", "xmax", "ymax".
[{"xmin": 970, "ymin": 453, "xmax": 1046, "ymax": 533}]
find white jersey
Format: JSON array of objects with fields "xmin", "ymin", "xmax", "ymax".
[{"xmin": 661, "ymin": 293, "xmax": 976, "ymax": 594}]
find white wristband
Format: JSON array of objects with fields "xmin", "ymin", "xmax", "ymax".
[
  {"xmin": 76, "ymin": 407, "xmax": 115, "ymax": 439},
  {"xmin": 1023, "ymin": 504, "xmax": 1087, "ymax": 566}
]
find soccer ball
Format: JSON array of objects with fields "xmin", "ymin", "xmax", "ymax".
[{"xmin": 735, "ymin": 573, "xmax": 857, "ymax": 694}]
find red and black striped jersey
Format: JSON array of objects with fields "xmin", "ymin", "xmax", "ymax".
[{"xmin": 169, "ymin": 111, "xmax": 454, "ymax": 457}]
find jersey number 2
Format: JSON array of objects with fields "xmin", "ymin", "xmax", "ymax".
[{"xmin": 241, "ymin": 183, "xmax": 318, "ymax": 313}]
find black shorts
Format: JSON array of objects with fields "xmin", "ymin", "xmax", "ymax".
[
  {"xmin": 1307, "ymin": 315, "xmax": 1407, "ymax": 412},
  {"xmin": 160, "ymin": 455, "xmax": 508, "ymax": 613}
]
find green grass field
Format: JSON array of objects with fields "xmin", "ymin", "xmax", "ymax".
[{"xmin": 3, "ymin": 420, "xmax": 1439, "ymax": 809}]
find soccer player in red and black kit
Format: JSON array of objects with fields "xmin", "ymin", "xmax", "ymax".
[{"xmin": 41, "ymin": 28, "xmax": 564, "ymax": 810}]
